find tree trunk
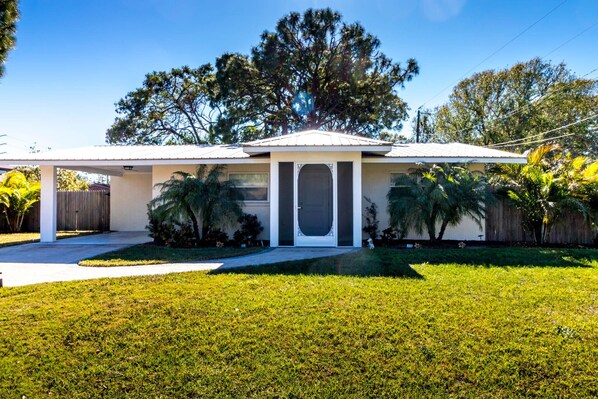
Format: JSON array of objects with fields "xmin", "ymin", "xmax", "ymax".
[
  {"xmin": 201, "ymin": 223, "xmax": 210, "ymax": 243},
  {"xmin": 427, "ymin": 209, "xmax": 437, "ymax": 241},
  {"xmin": 188, "ymin": 210, "xmax": 201, "ymax": 245},
  {"xmin": 437, "ymin": 219, "xmax": 450, "ymax": 241},
  {"xmin": 533, "ymin": 222, "xmax": 543, "ymax": 246}
]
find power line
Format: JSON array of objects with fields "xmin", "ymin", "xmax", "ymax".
[
  {"xmin": 490, "ymin": 113, "xmax": 598, "ymax": 148},
  {"xmin": 419, "ymin": 0, "xmax": 570, "ymax": 108},
  {"xmin": 542, "ymin": 19, "xmax": 598, "ymax": 59},
  {"xmin": 483, "ymin": 66, "xmax": 598, "ymax": 123},
  {"xmin": 493, "ymin": 132, "xmax": 576, "ymax": 148},
  {"xmin": 435, "ymin": 66, "xmax": 598, "ymax": 143}
]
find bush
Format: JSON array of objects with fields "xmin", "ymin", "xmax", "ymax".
[
  {"xmin": 234, "ymin": 213, "xmax": 264, "ymax": 246},
  {"xmin": 381, "ymin": 227, "xmax": 399, "ymax": 244},
  {"xmin": 202, "ymin": 228, "xmax": 229, "ymax": 247},
  {"xmin": 146, "ymin": 205, "xmax": 196, "ymax": 247},
  {"xmin": 362, "ymin": 197, "xmax": 379, "ymax": 240}
]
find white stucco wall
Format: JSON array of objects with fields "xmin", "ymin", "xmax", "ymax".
[
  {"xmin": 110, "ymin": 172, "xmax": 153, "ymax": 231},
  {"xmin": 362, "ymin": 163, "xmax": 486, "ymax": 241},
  {"xmin": 110, "ymin": 160, "xmax": 488, "ymax": 242},
  {"xmin": 152, "ymin": 164, "xmax": 271, "ymax": 240}
]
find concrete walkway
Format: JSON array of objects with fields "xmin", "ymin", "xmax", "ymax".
[{"xmin": 0, "ymin": 232, "xmax": 355, "ymax": 287}]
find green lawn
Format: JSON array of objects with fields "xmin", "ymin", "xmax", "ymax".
[
  {"xmin": 1, "ymin": 248, "xmax": 597, "ymax": 398},
  {"xmin": 79, "ymin": 243, "xmax": 265, "ymax": 266},
  {"xmin": 0, "ymin": 231, "xmax": 99, "ymax": 248}
]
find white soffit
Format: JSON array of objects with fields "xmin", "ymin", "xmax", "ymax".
[{"xmin": 363, "ymin": 143, "xmax": 527, "ymax": 164}]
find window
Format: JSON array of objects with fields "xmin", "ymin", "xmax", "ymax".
[
  {"xmin": 390, "ymin": 169, "xmax": 422, "ymax": 194},
  {"xmin": 229, "ymin": 173, "xmax": 269, "ymax": 201},
  {"xmin": 390, "ymin": 172, "xmax": 412, "ymax": 188}
]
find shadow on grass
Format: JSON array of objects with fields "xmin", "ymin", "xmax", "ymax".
[
  {"xmin": 212, "ymin": 250, "xmax": 424, "ymax": 278},
  {"xmin": 211, "ymin": 247, "xmax": 597, "ymax": 278}
]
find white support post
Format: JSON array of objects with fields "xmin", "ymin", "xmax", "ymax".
[
  {"xmin": 352, "ymin": 158, "xmax": 362, "ymax": 247},
  {"xmin": 40, "ymin": 165, "xmax": 57, "ymax": 242},
  {"xmin": 269, "ymin": 159, "xmax": 279, "ymax": 247}
]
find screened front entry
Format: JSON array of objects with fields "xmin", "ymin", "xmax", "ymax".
[
  {"xmin": 277, "ymin": 161, "xmax": 354, "ymax": 247},
  {"xmin": 297, "ymin": 164, "xmax": 335, "ymax": 246}
]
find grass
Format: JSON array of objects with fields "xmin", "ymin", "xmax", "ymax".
[
  {"xmin": 0, "ymin": 231, "xmax": 99, "ymax": 248},
  {"xmin": 1, "ymin": 247, "xmax": 597, "ymax": 398},
  {"xmin": 78, "ymin": 243, "xmax": 265, "ymax": 266},
  {"xmin": 216, "ymin": 246, "xmax": 598, "ymax": 277}
]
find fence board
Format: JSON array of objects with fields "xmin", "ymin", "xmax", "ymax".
[
  {"xmin": 485, "ymin": 198, "xmax": 594, "ymax": 244},
  {"xmin": 0, "ymin": 190, "xmax": 110, "ymax": 232}
]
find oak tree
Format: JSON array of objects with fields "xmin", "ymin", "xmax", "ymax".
[{"xmin": 430, "ymin": 59, "xmax": 598, "ymax": 157}]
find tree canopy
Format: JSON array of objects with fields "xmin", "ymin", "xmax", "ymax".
[
  {"xmin": 106, "ymin": 65, "xmax": 221, "ymax": 145},
  {"xmin": 15, "ymin": 166, "xmax": 89, "ymax": 191},
  {"xmin": 0, "ymin": 0, "xmax": 18, "ymax": 78},
  {"xmin": 428, "ymin": 59, "xmax": 598, "ymax": 157},
  {"xmin": 107, "ymin": 8, "xmax": 418, "ymax": 144},
  {"xmin": 216, "ymin": 8, "xmax": 418, "ymax": 140}
]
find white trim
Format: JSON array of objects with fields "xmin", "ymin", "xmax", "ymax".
[
  {"xmin": 295, "ymin": 162, "xmax": 337, "ymax": 247},
  {"xmin": 40, "ymin": 165, "xmax": 57, "ymax": 243},
  {"xmin": 269, "ymin": 161, "xmax": 279, "ymax": 247},
  {"xmin": 244, "ymin": 145, "xmax": 392, "ymax": 154},
  {"xmin": 363, "ymin": 157, "xmax": 527, "ymax": 164},
  {"xmin": 352, "ymin": 159, "xmax": 362, "ymax": 248},
  {"xmin": 0, "ymin": 158, "xmax": 268, "ymax": 167}
]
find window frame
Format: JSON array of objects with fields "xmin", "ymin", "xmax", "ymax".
[
  {"xmin": 390, "ymin": 169, "xmax": 419, "ymax": 188},
  {"xmin": 228, "ymin": 172, "xmax": 270, "ymax": 203}
]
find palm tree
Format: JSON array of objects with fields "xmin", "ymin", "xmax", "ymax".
[
  {"xmin": 491, "ymin": 144, "xmax": 594, "ymax": 245},
  {"xmin": 387, "ymin": 164, "xmax": 491, "ymax": 241},
  {"xmin": 0, "ymin": 171, "xmax": 41, "ymax": 232},
  {"xmin": 150, "ymin": 165, "xmax": 243, "ymax": 243}
]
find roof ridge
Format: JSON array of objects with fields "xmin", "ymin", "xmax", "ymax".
[{"xmin": 243, "ymin": 129, "xmax": 391, "ymax": 146}]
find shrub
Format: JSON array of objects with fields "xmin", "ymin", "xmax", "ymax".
[
  {"xmin": 0, "ymin": 171, "xmax": 41, "ymax": 232},
  {"xmin": 388, "ymin": 164, "xmax": 491, "ymax": 241},
  {"xmin": 203, "ymin": 228, "xmax": 229, "ymax": 247},
  {"xmin": 146, "ymin": 205, "xmax": 195, "ymax": 247},
  {"xmin": 381, "ymin": 227, "xmax": 399, "ymax": 244},
  {"xmin": 362, "ymin": 197, "xmax": 379, "ymax": 240},
  {"xmin": 234, "ymin": 213, "xmax": 264, "ymax": 246}
]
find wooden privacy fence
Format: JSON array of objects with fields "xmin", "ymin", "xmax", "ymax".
[
  {"xmin": 485, "ymin": 197, "xmax": 595, "ymax": 244},
  {"xmin": 0, "ymin": 190, "xmax": 110, "ymax": 232}
]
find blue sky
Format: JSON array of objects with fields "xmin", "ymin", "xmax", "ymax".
[{"xmin": 0, "ymin": 0, "xmax": 597, "ymax": 153}]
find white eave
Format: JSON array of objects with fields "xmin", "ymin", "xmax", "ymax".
[
  {"xmin": 363, "ymin": 143, "xmax": 527, "ymax": 164},
  {"xmin": 0, "ymin": 144, "xmax": 263, "ymax": 176}
]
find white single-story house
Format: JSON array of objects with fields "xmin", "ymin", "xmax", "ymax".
[{"xmin": 0, "ymin": 130, "xmax": 526, "ymax": 246}]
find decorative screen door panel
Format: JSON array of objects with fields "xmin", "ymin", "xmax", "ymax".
[{"xmin": 296, "ymin": 163, "xmax": 335, "ymax": 246}]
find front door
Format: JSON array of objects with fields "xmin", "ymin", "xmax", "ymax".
[{"xmin": 296, "ymin": 163, "xmax": 335, "ymax": 246}]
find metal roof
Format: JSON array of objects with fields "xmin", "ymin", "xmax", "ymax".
[
  {"xmin": 0, "ymin": 144, "xmax": 248, "ymax": 162},
  {"xmin": 0, "ymin": 132, "xmax": 526, "ymax": 171},
  {"xmin": 383, "ymin": 143, "xmax": 526, "ymax": 160},
  {"xmin": 243, "ymin": 129, "xmax": 392, "ymax": 153}
]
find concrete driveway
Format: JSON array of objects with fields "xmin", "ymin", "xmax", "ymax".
[
  {"xmin": 0, "ymin": 232, "xmax": 355, "ymax": 287},
  {"xmin": 0, "ymin": 231, "xmax": 153, "ymax": 264}
]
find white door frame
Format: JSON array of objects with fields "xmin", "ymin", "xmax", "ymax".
[{"xmin": 294, "ymin": 161, "xmax": 337, "ymax": 247}]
